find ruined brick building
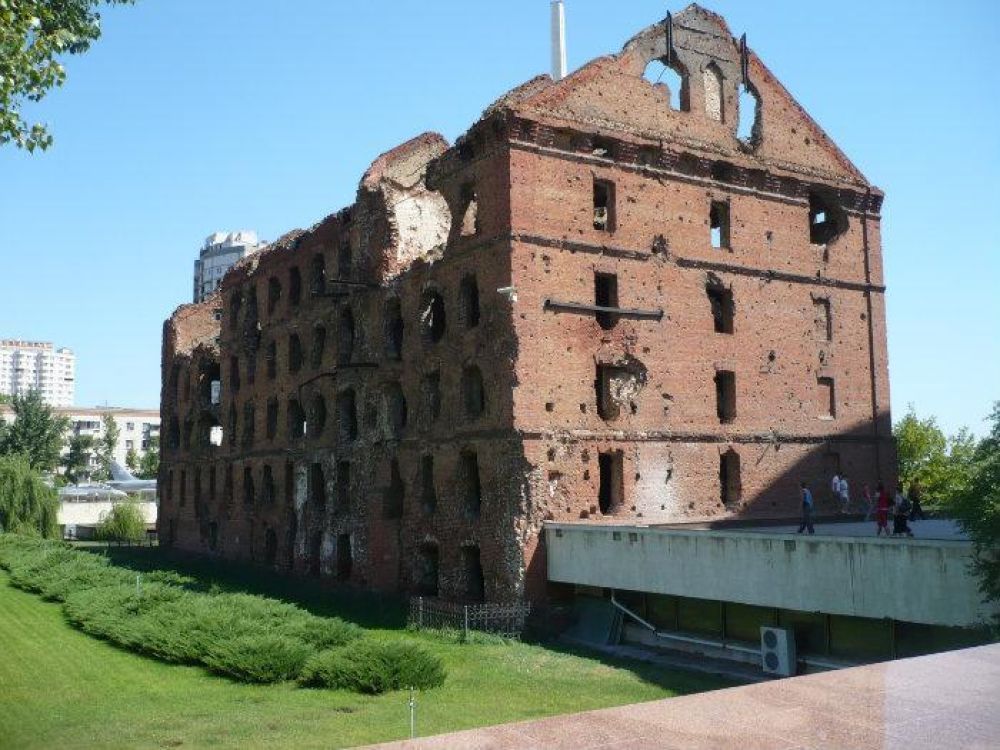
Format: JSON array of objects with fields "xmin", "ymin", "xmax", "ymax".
[{"xmin": 159, "ymin": 6, "xmax": 894, "ymax": 605}]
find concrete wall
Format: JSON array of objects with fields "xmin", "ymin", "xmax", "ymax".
[
  {"xmin": 59, "ymin": 500, "xmax": 157, "ymax": 527},
  {"xmin": 546, "ymin": 523, "xmax": 995, "ymax": 628}
]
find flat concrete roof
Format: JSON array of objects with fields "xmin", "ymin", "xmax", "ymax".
[{"xmin": 369, "ymin": 644, "xmax": 1000, "ymax": 749}]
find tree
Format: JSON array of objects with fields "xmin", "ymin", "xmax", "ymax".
[
  {"xmin": 137, "ymin": 435, "xmax": 158, "ymax": 479},
  {"xmin": 948, "ymin": 403, "xmax": 1000, "ymax": 616},
  {"xmin": 0, "ymin": 391, "xmax": 70, "ymax": 472},
  {"xmin": 94, "ymin": 412, "xmax": 119, "ymax": 480},
  {"xmin": 63, "ymin": 433, "xmax": 95, "ymax": 483},
  {"xmin": 125, "ymin": 447, "xmax": 139, "ymax": 473},
  {"xmin": 0, "ymin": 453, "xmax": 59, "ymax": 537},
  {"xmin": 1, "ymin": 0, "xmax": 135, "ymax": 151},
  {"xmin": 894, "ymin": 406, "xmax": 975, "ymax": 509},
  {"xmin": 95, "ymin": 499, "xmax": 146, "ymax": 542}
]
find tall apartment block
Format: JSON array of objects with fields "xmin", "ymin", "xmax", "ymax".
[
  {"xmin": 159, "ymin": 6, "xmax": 894, "ymax": 605},
  {"xmin": 193, "ymin": 231, "xmax": 264, "ymax": 303},
  {"xmin": 0, "ymin": 340, "xmax": 75, "ymax": 407}
]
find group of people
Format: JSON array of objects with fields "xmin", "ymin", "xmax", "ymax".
[{"xmin": 797, "ymin": 473, "xmax": 926, "ymax": 537}]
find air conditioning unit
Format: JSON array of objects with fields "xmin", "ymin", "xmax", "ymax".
[{"xmin": 760, "ymin": 626, "xmax": 797, "ymax": 677}]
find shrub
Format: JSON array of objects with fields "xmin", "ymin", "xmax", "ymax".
[
  {"xmin": 96, "ymin": 501, "xmax": 147, "ymax": 543},
  {"xmin": 299, "ymin": 639, "xmax": 446, "ymax": 693},
  {"xmin": 204, "ymin": 634, "xmax": 312, "ymax": 683}
]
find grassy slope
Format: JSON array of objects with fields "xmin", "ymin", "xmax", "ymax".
[{"xmin": 0, "ymin": 566, "xmax": 732, "ymax": 749}]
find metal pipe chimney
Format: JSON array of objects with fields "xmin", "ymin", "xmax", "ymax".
[{"xmin": 551, "ymin": 1, "xmax": 567, "ymax": 81}]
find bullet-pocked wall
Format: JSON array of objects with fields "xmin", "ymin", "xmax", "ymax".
[{"xmin": 159, "ymin": 5, "xmax": 894, "ymax": 605}]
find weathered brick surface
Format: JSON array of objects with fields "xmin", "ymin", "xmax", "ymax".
[{"xmin": 159, "ymin": 6, "xmax": 894, "ymax": 605}]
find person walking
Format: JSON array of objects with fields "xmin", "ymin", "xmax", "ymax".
[
  {"xmin": 909, "ymin": 480, "xmax": 926, "ymax": 521},
  {"xmin": 798, "ymin": 482, "xmax": 815, "ymax": 535},
  {"xmin": 838, "ymin": 473, "xmax": 851, "ymax": 514},
  {"xmin": 830, "ymin": 472, "xmax": 842, "ymax": 510},
  {"xmin": 893, "ymin": 485, "xmax": 914, "ymax": 538},
  {"xmin": 875, "ymin": 481, "xmax": 891, "ymax": 537}
]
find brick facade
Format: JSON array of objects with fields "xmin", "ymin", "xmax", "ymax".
[{"xmin": 158, "ymin": 6, "xmax": 895, "ymax": 605}]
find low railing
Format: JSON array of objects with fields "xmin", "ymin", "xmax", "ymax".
[{"xmin": 408, "ymin": 596, "xmax": 531, "ymax": 639}]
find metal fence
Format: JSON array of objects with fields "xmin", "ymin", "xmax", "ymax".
[{"xmin": 408, "ymin": 597, "xmax": 531, "ymax": 639}]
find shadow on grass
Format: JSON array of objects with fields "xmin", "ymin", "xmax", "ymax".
[
  {"xmin": 81, "ymin": 545, "xmax": 407, "ymax": 630},
  {"xmin": 539, "ymin": 639, "xmax": 743, "ymax": 694}
]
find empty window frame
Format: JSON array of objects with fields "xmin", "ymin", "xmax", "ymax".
[
  {"xmin": 309, "ymin": 393, "xmax": 327, "ymax": 437},
  {"xmin": 707, "ymin": 284, "xmax": 735, "ymax": 334},
  {"xmin": 461, "ymin": 451, "xmax": 482, "ymax": 517},
  {"xmin": 241, "ymin": 401, "xmax": 255, "ymax": 446},
  {"xmin": 288, "ymin": 333, "xmax": 304, "ymax": 373},
  {"xmin": 462, "ymin": 365, "xmax": 485, "ymax": 420},
  {"xmin": 594, "ymin": 271, "xmax": 619, "ymax": 330},
  {"xmin": 593, "ymin": 179, "xmax": 615, "ymax": 232},
  {"xmin": 311, "ymin": 325, "xmax": 326, "ymax": 368},
  {"xmin": 262, "ymin": 464, "xmax": 275, "ymax": 504},
  {"xmin": 461, "ymin": 545, "xmax": 485, "ymax": 602},
  {"xmin": 310, "ymin": 253, "xmax": 326, "ymax": 295},
  {"xmin": 643, "ymin": 58, "xmax": 690, "ymax": 111},
  {"xmin": 337, "ymin": 389, "xmax": 358, "ymax": 442},
  {"xmin": 384, "ymin": 382, "xmax": 407, "ymax": 438},
  {"xmin": 383, "ymin": 458, "xmax": 404, "ymax": 519},
  {"xmin": 266, "ymin": 340, "xmax": 277, "ymax": 379},
  {"xmin": 336, "ymin": 534, "xmax": 352, "ymax": 581},
  {"xmin": 242, "ymin": 466, "xmax": 254, "ymax": 506},
  {"xmin": 266, "ymin": 398, "xmax": 278, "ymax": 439},
  {"xmin": 710, "ymin": 201, "xmax": 730, "ymax": 249},
  {"xmin": 422, "ymin": 371, "xmax": 441, "ymax": 423},
  {"xmin": 720, "ymin": 449, "xmax": 741, "ymax": 505},
  {"xmin": 287, "ymin": 398, "xmax": 305, "ymax": 439},
  {"xmin": 338, "ymin": 240, "xmax": 352, "ymax": 279},
  {"xmin": 817, "ymin": 377, "xmax": 836, "ymax": 418},
  {"xmin": 598, "ymin": 450, "xmax": 624, "ymax": 515},
  {"xmin": 267, "ymin": 276, "xmax": 281, "ymax": 314},
  {"xmin": 384, "ymin": 298, "xmax": 404, "ymax": 360},
  {"xmin": 288, "ymin": 267, "xmax": 302, "ymax": 307},
  {"xmin": 420, "ymin": 454, "xmax": 437, "ymax": 512},
  {"xmin": 715, "ymin": 370, "xmax": 736, "ymax": 423},
  {"xmin": 418, "ymin": 543, "xmax": 439, "ymax": 596},
  {"xmin": 420, "ymin": 290, "xmax": 446, "ymax": 343},
  {"xmin": 459, "ymin": 275, "xmax": 480, "ymax": 328},
  {"xmin": 459, "ymin": 183, "xmax": 479, "ymax": 237},
  {"xmin": 338, "ymin": 307, "xmax": 355, "ymax": 365},
  {"xmin": 309, "ymin": 462, "xmax": 326, "ymax": 509},
  {"xmin": 808, "ymin": 191, "xmax": 847, "ymax": 246}
]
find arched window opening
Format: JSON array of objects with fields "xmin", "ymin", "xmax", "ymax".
[
  {"xmin": 309, "ymin": 393, "xmax": 327, "ymax": 437},
  {"xmin": 704, "ymin": 63, "xmax": 725, "ymax": 122},
  {"xmin": 338, "ymin": 307, "xmax": 355, "ymax": 365},
  {"xmin": 420, "ymin": 290, "xmax": 446, "ymax": 343},
  {"xmin": 266, "ymin": 340, "xmax": 277, "ymax": 380},
  {"xmin": 311, "ymin": 325, "xmax": 326, "ymax": 369},
  {"xmin": 460, "ymin": 275, "xmax": 481, "ymax": 328},
  {"xmin": 643, "ymin": 58, "xmax": 689, "ymax": 111},
  {"xmin": 287, "ymin": 398, "xmax": 305, "ymax": 439},
  {"xmin": 337, "ymin": 389, "xmax": 358, "ymax": 442},
  {"xmin": 383, "ymin": 298, "xmax": 403, "ymax": 360},
  {"xmin": 243, "ymin": 466, "xmax": 255, "ymax": 506},
  {"xmin": 336, "ymin": 534, "xmax": 352, "ymax": 581},
  {"xmin": 241, "ymin": 401, "xmax": 255, "ymax": 447},
  {"xmin": 310, "ymin": 253, "xmax": 326, "ymax": 296},
  {"xmin": 458, "ymin": 183, "xmax": 478, "ymax": 237},
  {"xmin": 462, "ymin": 545, "xmax": 485, "ymax": 602},
  {"xmin": 462, "ymin": 365, "xmax": 485, "ymax": 420},
  {"xmin": 267, "ymin": 276, "xmax": 281, "ymax": 315},
  {"xmin": 266, "ymin": 397, "xmax": 278, "ymax": 439},
  {"xmin": 417, "ymin": 543, "xmax": 439, "ymax": 596},
  {"xmin": 383, "ymin": 458, "xmax": 404, "ymax": 519},
  {"xmin": 461, "ymin": 450, "xmax": 482, "ymax": 517},
  {"xmin": 808, "ymin": 191, "xmax": 847, "ymax": 247},
  {"xmin": 720, "ymin": 448, "xmax": 742, "ymax": 505},
  {"xmin": 262, "ymin": 464, "xmax": 276, "ymax": 504},
  {"xmin": 288, "ymin": 266, "xmax": 302, "ymax": 307},
  {"xmin": 737, "ymin": 83, "xmax": 761, "ymax": 145},
  {"xmin": 264, "ymin": 528, "xmax": 278, "ymax": 566},
  {"xmin": 384, "ymin": 382, "xmax": 407, "ymax": 438},
  {"xmin": 288, "ymin": 333, "xmax": 303, "ymax": 373}
]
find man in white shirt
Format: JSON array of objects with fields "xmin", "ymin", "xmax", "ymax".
[
  {"xmin": 839, "ymin": 474, "xmax": 851, "ymax": 514},
  {"xmin": 831, "ymin": 472, "xmax": 842, "ymax": 509}
]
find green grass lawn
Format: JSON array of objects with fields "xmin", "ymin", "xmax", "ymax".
[{"xmin": 0, "ymin": 550, "xmax": 734, "ymax": 749}]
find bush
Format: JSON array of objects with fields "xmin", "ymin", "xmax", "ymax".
[
  {"xmin": 299, "ymin": 639, "xmax": 446, "ymax": 694},
  {"xmin": 96, "ymin": 501, "xmax": 147, "ymax": 543},
  {"xmin": 204, "ymin": 634, "xmax": 312, "ymax": 683}
]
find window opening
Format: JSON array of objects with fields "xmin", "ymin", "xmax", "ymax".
[
  {"xmin": 460, "ymin": 275, "xmax": 480, "ymax": 328},
  {"xmin": 707, "ymin": 283, "xmax": 734, "ymax": 334},
  {"xmin": 710, "ymin": 201, "xmax": 730, "ymax": 249},
  {"xmin": 598, "ymin": 450, "xmax": 624, "ymax": 515},
  {"xmin": 715, "ymin": 370, "xmax": 736, "ymax": 423},
  {"xmin": 595, "ymin": 272, "xmax": 619, "ymax": 329},
  {"xmin": 461, "ymin": 451, "xmax": 482, "ymax": 517},
  {"xmin": 593, "ymin": 179, "xmax": 615, "ymax": 231},
  {"xmin": 720, "ymin": 449, "xmax": 741, "ymax": 505},
  {"xmin": 462, "ymin": 366, "xmax": 485, "ymax": 419}
]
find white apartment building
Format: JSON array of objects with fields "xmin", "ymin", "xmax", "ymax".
[
  {"xmin": 0, "ymin": 340, "xmax": 75, "ymax": 407},
  {"xmin": 0, "ymin": 405, "xmax": 160, "ymax": 476},
  {"xmin": 193, "ymin": 230, "xmax": 264, "ymax": 303}
]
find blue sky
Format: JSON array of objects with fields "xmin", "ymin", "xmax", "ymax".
[{"xmin": 1, "ymin": 1, "xmax": 997, "ymax": 436}]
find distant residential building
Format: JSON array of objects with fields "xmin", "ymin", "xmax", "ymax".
[
  {"xmin": 0, "ymin": 340, "xmax": 75, "ymax": 407},
  {"xmin": 0, "ymin": 405, "xmax": 160, "ymax": 475},
  {"xmin": 193, "ymin": 230, "xmax": 264, "ymax": 303}
]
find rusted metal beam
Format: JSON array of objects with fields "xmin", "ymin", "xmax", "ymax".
[{"xmin": 543, "ymin": 298, "xmax": 664, "ymax": 320}]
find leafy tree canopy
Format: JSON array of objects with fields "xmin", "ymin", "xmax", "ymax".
[
  {"xmin": 137, "ymin": 435, "xmax": 158, "ymax": 479},
  {"xmin": 94, "ymin": 412, "xmax": 119, "ymax": 480},
  {"xmin": 63, "ymin": 433, "xmax": 94, "ymax": 484},
  {"xmin": 1, "ymin": 0, "xmax": 134, "ymax": 151},
  {"xmin": 0, "ymin": 453, "xmax": 59, "ymax": 537},
  {"xmin": 894, "ymin": 406, "xmax": 976, "ymax": 508},
  {"xmin": 946, "ymin": 403, "xmax": 1000, "ymax": 613},
  {"xmin": 0, "ymin": 391, "xmax": 70, "ymax": 472}
]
